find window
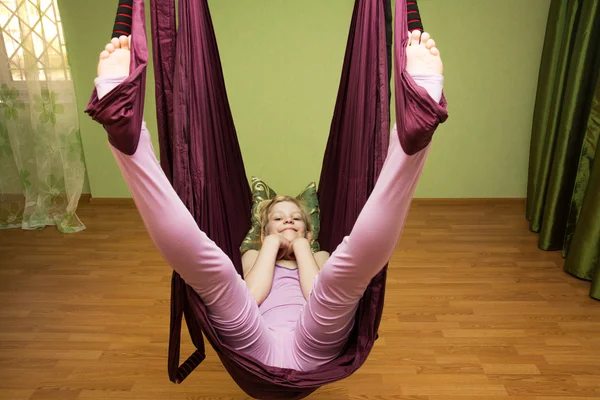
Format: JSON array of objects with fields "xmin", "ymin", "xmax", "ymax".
[{"xmin": 0, "ymin": 0, "xmax": 71, "ymax": 83}]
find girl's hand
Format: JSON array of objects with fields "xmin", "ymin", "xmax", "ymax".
[
  {"xmin": 266, "ymin": 234, "xmax": 291, "ymax": 260},
  {"xmin": 287, "ymin": 237, "xmax": 310, "ymax": 261}
]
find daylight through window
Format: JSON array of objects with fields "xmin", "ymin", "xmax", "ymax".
[{"xmin": 0, "ymin": 0, "xmax": 70, "ymax": 81}]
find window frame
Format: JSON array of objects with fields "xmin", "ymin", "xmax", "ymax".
[{"xmin": 0, "ymin": 0, "xmax": 73, "ymax": 103}]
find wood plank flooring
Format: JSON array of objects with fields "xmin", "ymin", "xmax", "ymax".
[{"xmin": 1, "ymin": 200, "xmax": 599, "ymax": 399}]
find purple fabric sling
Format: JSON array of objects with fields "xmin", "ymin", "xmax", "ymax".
[{"xmin": 85, "ymin": 0, "xmax": 447, "ymax": 398}]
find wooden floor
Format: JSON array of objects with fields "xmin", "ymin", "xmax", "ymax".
[{"xmin": 1, "ymin": 200, "xmax": 599, "ymax": 400}]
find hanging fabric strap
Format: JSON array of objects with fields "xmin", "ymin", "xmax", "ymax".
[
  {"xmin": 318, "ymin": 0, "xmax": 391, "ymax": 254},
  {"xmin": 168, "ymin": 274, "xmax": 207, "ymax": 384},
  {"xmin": 149, "ymin": 0, "xmax": 176, "ymax": 182},
  {"xmin": 112, "ymin": 0, "xmax": 133, "ymax": 38},
  {"xmin": 407, "ymin": 0, "xmax": 424, "ymax": 31},
  {"xmin": 149, "ymin": 0, "xmax": 253, "ymax": 385}
]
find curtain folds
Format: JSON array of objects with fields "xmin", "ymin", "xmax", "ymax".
[
  {"xmin": 0, "ymin": 0, "xmax": 85, "ymax": 233},
  {"xmin": 527, "ymin": 0, "xmax": 600, "ymax": 300}
]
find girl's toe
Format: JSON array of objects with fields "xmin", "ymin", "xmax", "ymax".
[
  {"xmin": 410, "ymin": 30, "xmax": 421, "ymax": 46},
  {"xmin": 119, "ymin": 35, "xmax": 129, "ymax": 49}
]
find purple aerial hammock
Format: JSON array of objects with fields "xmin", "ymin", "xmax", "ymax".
[{"xmin": 86, "ymin": 0, "xmax": 448, "ymax": 398}]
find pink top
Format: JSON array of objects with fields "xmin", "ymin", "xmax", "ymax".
[{"xmin": 259, "ymin": 266, "xmax": 306, "ymax": 332}]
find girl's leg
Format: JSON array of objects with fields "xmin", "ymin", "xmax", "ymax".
[
  {"xmin": 291, "ymin": 75, "xmax": 443, "ymax": 371},
  {"xmin": 99, "ymin": 77, "xmax": 276, "ymax": 364}
]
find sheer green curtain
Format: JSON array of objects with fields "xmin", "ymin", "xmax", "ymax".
[
  {"xmin": 527, "ymin": 0, "xmax": 600, "ymax": 300},
  {"xmin": 0, "ymin": 0, "xmax": 85, "ymax": 232}
]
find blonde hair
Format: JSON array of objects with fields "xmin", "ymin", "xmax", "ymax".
[{"xmin": 258, "ymin": 195, "xmax": 313, "ymax": 237}]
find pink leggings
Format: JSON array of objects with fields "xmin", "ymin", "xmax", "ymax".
[{"xmin": 99, "ymin": 75, "xmax": 442, "ymax": 371}]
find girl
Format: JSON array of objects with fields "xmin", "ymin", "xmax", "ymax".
[{"xmin": 95, "ymin": 30, "xmax": 444, "ymax": 371}]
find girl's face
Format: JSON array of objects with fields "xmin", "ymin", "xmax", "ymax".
[{"xmin": 264, "ymin": 201, "xmax": 310, "ymax": 242}]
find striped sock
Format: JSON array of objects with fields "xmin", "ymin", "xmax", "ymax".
[
  {"xmin": 112, "ymin": 0, "xmax": 133, "ymax": 38},
  {"xmin": 407, "ymin": 0, "xmax": 423, "ymax": 32}
]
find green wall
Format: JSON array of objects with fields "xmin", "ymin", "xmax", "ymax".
[
  {"xmin": 60, "ymin": 0, "xmax": 550, "ymax": 199},
  {"xmin": 59, "ymin": 0, "xmax": 159, "ymax": 198}
]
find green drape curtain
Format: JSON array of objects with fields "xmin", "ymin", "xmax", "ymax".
[{"xmin": 527, "ymin": 0, "xmax": 600, "ymax": 300}]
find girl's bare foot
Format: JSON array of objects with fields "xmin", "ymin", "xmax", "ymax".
[
  {"xmin": 97, "ymin": 35, "xmax": 131, "ymax": 77},
  {"xmin": 406, "ymin": 31, "xmax": 443, "ymax": 75}
]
